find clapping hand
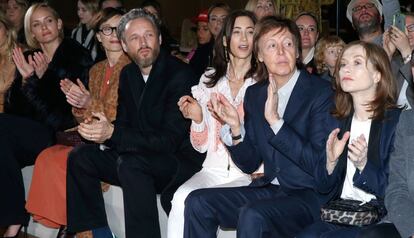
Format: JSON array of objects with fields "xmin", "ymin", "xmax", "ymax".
[
  {"xmin": 264, "ymin": 74, "xmax": 280, "ymax": 125},
  {"xmin": 60, "ymin": 78, "xmax": 91, "ymax": 109},
  {"xmin": 12, "ymin": 47, "xmax": 34, "ymax": 80},
  {"xmin": 177, "ymin": 95, "xmax": 203, "ymax": 123},
  {"xmin": 78, "ymin": 112, "xmax": 114, "ymax": 143},
  {"xmin": 326, "ymin": 128, "xmax": 350, "ymax": 174},
  {"xmin": 208, "ymin": 92, "xmax": 240, "ymax": 130},
  {"xmin": 31, "ymin": 51, "xmax": 49, "ymax": 78},
  {"xmin": 347, "ymin": 134, "xmax": 368, "ymax": 171}
]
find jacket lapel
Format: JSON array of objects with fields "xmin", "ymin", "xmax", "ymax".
[{"xmin": 283, "ymin": 70, "xmax": 312, "ymax": 123}]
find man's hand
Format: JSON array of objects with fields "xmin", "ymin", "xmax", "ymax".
[
  {"xmin": 389, "ymin": 26, "xmax": 412, "ymax": 61},
  {"xmin": 177, "ymin": 95, "xmax": 203, "ymax": 123},
  {"xmin": 264, "ymin": 74, "xmax": 280, "ymax": 125},
  {"xmin": 326, "ymin": 128, "xmax": 350, "ymax": 175},
  {"xmin": 78, "ymin": 112, "xmax": 114, "ymax": 143}
]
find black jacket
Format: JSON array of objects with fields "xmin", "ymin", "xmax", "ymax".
[{"xmin": 5, "ymin": 38, "xmax": 93, "ymax": 131}]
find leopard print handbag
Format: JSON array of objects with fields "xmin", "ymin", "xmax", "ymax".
[{"xmin": 321, "ymin": 199, "xmax": 386, "ymax": 226}]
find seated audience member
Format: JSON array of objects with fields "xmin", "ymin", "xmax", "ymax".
[
  {"xmin": 183, "ymin": 16, "xmax": 336, "ymax": 238},
  {"xmin": 169, "ymin": 10, "xmax": 258, "ymax": 238},
  {"xmin": 0, "ymin": 13, "xmax": 16, "ymax": 113},
  {"xmin": 314, "ymin": 35, "xmax": 345, "ymax": 81},
  {"xmin": 24, "ymin": 8, "xmax": 128, "ymax": 238},
  {"xmin": 297, "ymin": 41, "xmax": 401, "ymax": 238},
  {"xmin": 99, "ymin": 0, "xmax": 124, "ymax": 11},
  {"xmin": 244, "ymin": 0, "xmax": 278, "ymax": 20},
  {"xmin": 295, "ymin": 12, "xmax": 319, "ymax": 74},
  {"xmin": 140, "ymin": 0, "xmax": 178, "ymax": 53},
  {"xmin": 5, "ymin": 0, "xmax": 28, "ymax": 46},
  {"xmin": 72, "ymin": 0, "xmax": 104, "ymax": 62},
  {"xmin": 0, "ymin": 2, "xmax": 93, "ymax": 237},
  {"xmin": 66, "ymin": 8, "xmax": 204, "ymax": 238},
  {"xmin": 348, "ymin": 0, "xmax": 414, "ymax": 110},
  {"xmin": 189, "ymin": 2, "xmax": 230, "ymax": 79}
]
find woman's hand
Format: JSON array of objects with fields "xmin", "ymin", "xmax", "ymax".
[
  {"xmin": 177, "ymin": 95, "xmax": 203, "ymax": 123},
  {"xmin": 208, "ymin": 93, "xmax": 240, "ymax": 132},
  {"xmin": 348, "ymin": 134, "xmax": 368, "ymax": 171},
  {"xmin": 264, "ymin": 74, "xmax": 280, "ymax": 125},
  {"xmin": 12, "ymin": 47, "xmax": 34, "ymax": 80},
  {"xmin": 78, "ymin": 112, "xmax": 114, "ymax": 143},
  {"xmin": 326, "ymin": 128, "xmax": 350, "ymax": 174},
  {"xmin": 60, "ymin": 78, "xmax": 91, "ymax": 109},
  {"xmin": 31, "ymin": 51, "xmax": 49, "ymax": 79}
]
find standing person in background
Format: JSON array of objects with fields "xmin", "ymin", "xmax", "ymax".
[
  {"xmin": 0, "ymin": 2, "xmax": 92, "ymax": 237},
  {"xmin": 295, "ymin": 12, "xmax": 319, "ymax": 74},
  {"xmin": 25, "ymin": 7, "xmax": 129, "ymax": 238},
  {"xmin": 0, "ymin": 13, "xmax": 17, "ymax": 113},
  {"xmin": 189, "ymin": 2, "xmax": 230, "ymax": 79},
  {"xmin": 314, "ymin": 35, "xmax": 345, "ymax": 81},
  {"xmin": 72, "ymin": 0, "xmax": 104, "ymax": 62},
  {"xmin": 245, "ymin": 0, "xmax": 278, "ymax": 20},
  {"xmin": 5, "ymin": 0, "xmax": 28, "ymax": 46},
  {"xmin": 170, "ymin": 10, "xmax": 257, "ymax": 238}
]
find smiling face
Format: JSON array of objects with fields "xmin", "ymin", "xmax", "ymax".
[
  {"xmin": 121, "ymin": 17, "xmax": 160, "ymax": 72},
  {"xmin": 228, "ymin": 16, "xmax": 254, "ymax": 61},
  {"xmin": 338, "ymin": 44, "xmax": 380, "ymax": 97},
  {"xmin": 257, "ymin": 27, "xmax": 298, "ymax": 79},
  {"xmin": 30, "ymin": 7, "xmax": 62, "ymax": 45},
  {"xmin": 295, "ymin": 15, "xmax": 318, "ymax": 50},
  {"xmin": 97, "ymin": 15, "xmax": 122, "ymax": 53}
]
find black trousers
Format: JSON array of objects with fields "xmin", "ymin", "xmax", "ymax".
[
  {"xmin": 0, "ymin": 114, "xmax": 54, "ymax": 226},
  {"xmin": 66, "ymin": 144, "xmax": 178, "ymax": 238}
]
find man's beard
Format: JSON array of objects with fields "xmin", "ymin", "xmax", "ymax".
[
  {"xmin": 133, "ymin": 46, "xmax": 160, "ymax": 69},
  {"xmin": 354, "ymin": 14, "xmax": 381, "ymax": 36}
]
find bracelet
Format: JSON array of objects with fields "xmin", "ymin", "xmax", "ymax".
[
  {"xmin": 402, "ymin": 52, "xmax": 412, "ymax": 64},
  {"xmin": 231, "ymin": 134, "xmax": 242, "ymax": 140}
]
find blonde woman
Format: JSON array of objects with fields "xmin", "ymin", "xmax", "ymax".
[
  {"xmin": 0, "ymin": 13, "xmax": 16, "ymax": 113},
  {"xmin": 245, "ymin": 0, "xmax": 278, "ymax": 20},
  {"xmin": 5, "ymin": 0, "xmax": 28, "ymax": 45}
]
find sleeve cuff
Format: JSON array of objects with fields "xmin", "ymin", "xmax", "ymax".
[
  {"xmin": 270, "ymin": 119, "xmax": 284, "ymax": 135},
  {"xmin": 220, "ymin": 124, "xmax": 245, "ymax": 146},
  {"xmin": 191, "ymin": 119, "xmax": 205, "ymax": 132}
]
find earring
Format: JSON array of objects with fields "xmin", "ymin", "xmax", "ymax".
[{"xmin": 224, "ymin": 46, "xmax": 229, "ymax": 62}]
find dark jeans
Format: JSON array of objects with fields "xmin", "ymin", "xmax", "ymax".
[
  {"xmin": 0, "ymin": 114, "xmax": 54, "ymax": 226},
  {"xmin": 66, "ymin": 144, "xmax": 178, "ymax": 238}
]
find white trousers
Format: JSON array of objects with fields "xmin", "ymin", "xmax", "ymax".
[{"xmin": 167, "ymin": 167, "xmax": 251, "ymax": 238}]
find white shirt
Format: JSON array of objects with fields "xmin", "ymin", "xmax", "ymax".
[
  {"xmin": 142, "ymin": 74, "xmax": 149, "ymax": 83},
  {"xmin": 303, "ymin": 47, "xmax": 315, "ymax": 65},
  {"xmin": 340, "ymin": 116, "xmax": 376, "ymax": 203},
  {"xmin": 397, "ymin": 81, "xmax": 412, "ymax": 110}
]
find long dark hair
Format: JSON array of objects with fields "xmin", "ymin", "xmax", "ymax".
[{"xmin": 205, "ymin": 10, "xmax": 257, "ymax": 88}]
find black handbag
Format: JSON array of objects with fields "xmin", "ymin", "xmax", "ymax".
[
  {"xmin": 321, "ymin": 199, "xmax": 386, "ymax": 226},
  {"xmin": 55, "ymin": 130, "xmax": 85, "ymax": 147}
]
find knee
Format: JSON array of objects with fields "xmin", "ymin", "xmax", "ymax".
[
  {"xmin": 67, "ymin": 145, "xmax": 93, "ymax": 172},
  {"xmin": 238, "ymin": 203, "xmax": 267, "ymax": 227},
  {"xmin": 172, "ymin": 185, "xmax": 193, "ymax": 207},
  {"xmin": 184, "ymin": 189, "xmax": 213, "ymax": 217}
]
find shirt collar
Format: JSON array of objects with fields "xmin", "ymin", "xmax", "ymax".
[
  {"xmin": 278, "ymin": 69, "xmax": 300, "ymax": 96},
  {"xmin": 303, "ymin": 47, "xmax": 315, "ymax": 64}
]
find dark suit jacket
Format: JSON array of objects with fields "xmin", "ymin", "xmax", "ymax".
[
  {"xmin": 106, "ymin": 49, "xmax": 204, "ymax": 213},
  {"xmin": 391, "ymin": 55, "xmax": 414, "ymax": 108},
  {"xmin": 228, "ymin": 70, "xmax": 336, "ymax": 206},
  {"xmin": 315, "ymin": 108, "xmax": 401, "ymax": 202}
]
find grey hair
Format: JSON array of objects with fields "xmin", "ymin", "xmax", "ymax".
[{"xmin": 117, "ymin": 8, "xmax": 160, "ymax": 42}]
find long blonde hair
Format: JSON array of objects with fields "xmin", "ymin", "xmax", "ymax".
[{"xmin": 0, "ymin": 12, "xmax": 17, "ymax": 60}]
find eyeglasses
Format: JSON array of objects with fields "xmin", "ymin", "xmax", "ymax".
[
  {"xmin": 297, "ymin": 26, "xmax": 317, "ymax": 33},
  {"xmin": 326, "ymin": 47, "xmax": 343, "ymax": 56},
  {"xmin": 99, "ymin": 26, "xmax": 117, "ymax": 36},
  {"xmin": 407, "ymin": 24, "xmax": 414, "ymax": 33},
  {"xmin": 352, "ymin": 3, "xmax": 375, "ymax": 13}
]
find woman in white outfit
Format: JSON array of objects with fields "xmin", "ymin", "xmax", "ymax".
[{"xmin": 171, "ymin": 10, "xmax": 259, "ymax": 238}]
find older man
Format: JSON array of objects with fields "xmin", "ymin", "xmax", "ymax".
[
  {"xmin": 183, "ymin": 16, "xmax": 336, "ymax": 238},
  {"xmin": 66, "ymin": 8, "xmax": 203, "ymax": 238}
]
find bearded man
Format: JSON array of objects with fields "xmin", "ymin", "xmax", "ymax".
[{"xmin": 66, "ymin": 8, "xmax": 204, "ymax": 238}]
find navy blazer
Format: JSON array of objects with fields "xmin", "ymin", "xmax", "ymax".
[
  {"xmin": 228, "ymin": 70, "xmax": 336, "ymax": 196},
  {"xmin": 315, "ymin": 108, "xmax": 401, "ymax": 201}
]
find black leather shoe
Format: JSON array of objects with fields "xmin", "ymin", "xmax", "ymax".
[{"xmin": 56, "ymin": 226, "xmax": 75, "ymax": 238}]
